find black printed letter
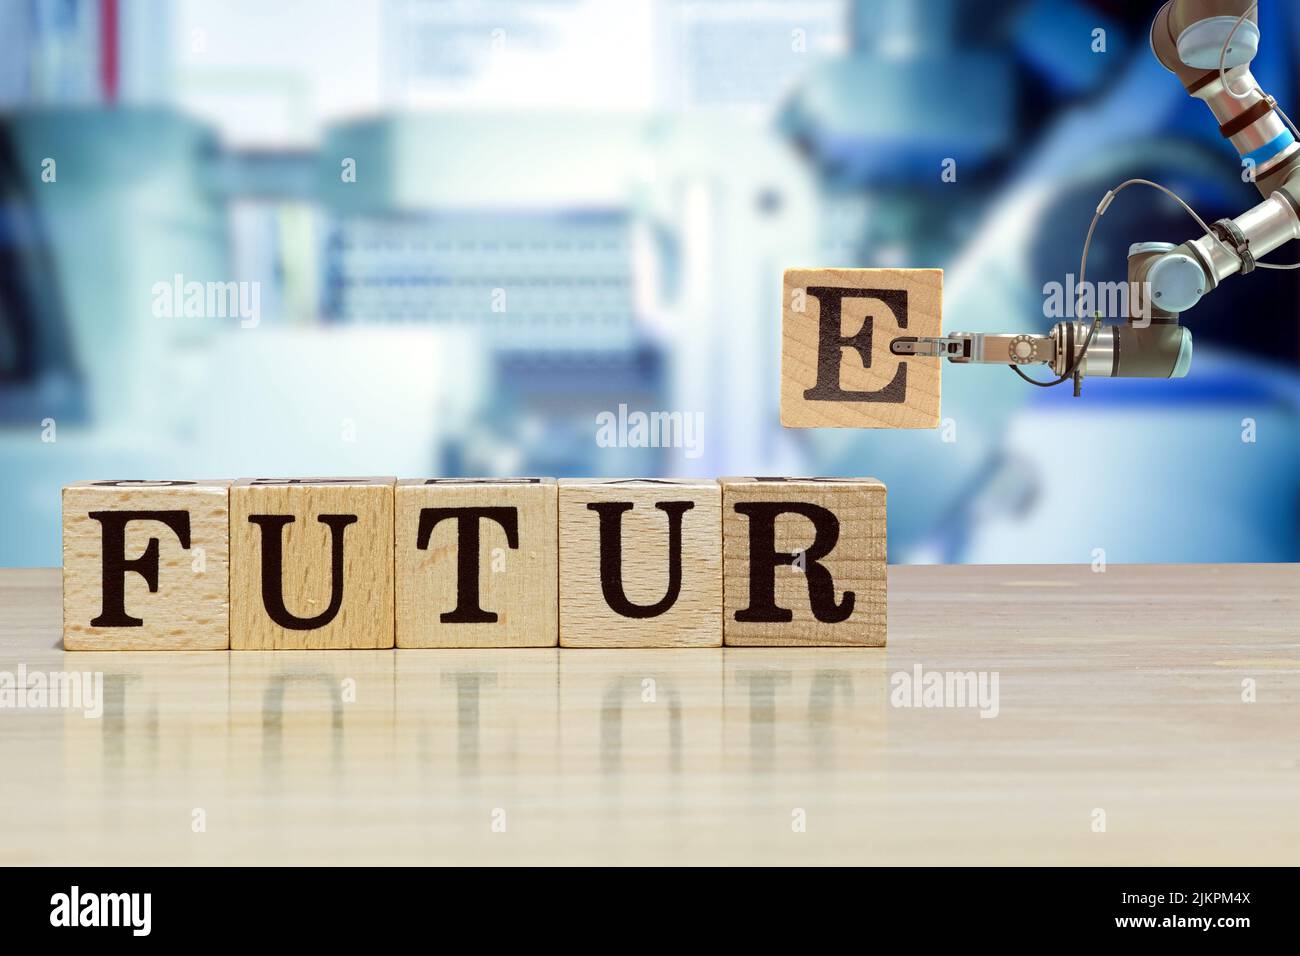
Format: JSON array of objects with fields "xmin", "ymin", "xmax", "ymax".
[
  {"xmin": 588, "ymin": 501, "xmax": 694, "ymax": 618},
  {"xmin": 88, "ymin": 510, "xmax": 191, "ymax": 627},
  {"xmin": 733, "ymin": 502, "xmax": 854, "ymax": 624},
  {"xmin": 249, "ymin": 514, "xmax": 357, "ymax": 630},
  {"xmin": 417, "ymin": 506, "xmax": 520, "ymax": 624},
  {"xmin": 803, "ymin": 286, "xmax": 908, "ymax": 403}
]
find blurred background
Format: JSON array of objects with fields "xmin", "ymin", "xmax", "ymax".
[{"xmin": 1, "ymin": 0, "xmax": 1298, "ymax": 567}]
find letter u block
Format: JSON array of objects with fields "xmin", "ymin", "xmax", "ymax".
[
  {"xmin": 721, "ymin": 477, "xmax": 886, "ymax": 646},
  {"xmin": 62, "ymin": 480, "xmax": 232, "ymax": 650},
  {"xmin": 395, "ymin": 478, "xmax": 558, "ymax": 647},
  {"xmin": 558, "ymin": 479, "xmax": 721, "ymax": 647},
  {"xmin": 230, "ymin": 477, "xmax": 395, "ymax": 649}
]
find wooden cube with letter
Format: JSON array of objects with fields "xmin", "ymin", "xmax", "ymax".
[
  {"xmin": 62, "ymin": 480, "xmax": 232, "ymax": 650},
  {"xmin": 395, "ymin": 477, "xmax": 558, "ymax": 648},
  {"xmin": 721, "ymin": 477, "xmax": 886, "ymax": 646},
  {"xmin": 558, "ymin": 478, "xmax": 721, "ymax": 647},
  {"xmin": 230, "ymin": 477, "xmax": 395, "ymax": 650},
  {"xmin": 781, "ymin": 268, "xmax": 942, "ymax": 429}
]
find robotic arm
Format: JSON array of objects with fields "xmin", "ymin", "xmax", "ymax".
[{"xmin": 897, "ymin": 0, "xmax": 1300, "ymax": 394}]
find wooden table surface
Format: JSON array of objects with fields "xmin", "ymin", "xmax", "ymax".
[{"xmin": 1, "ymin": 564, "xmax": 1296, "ymax": 865}]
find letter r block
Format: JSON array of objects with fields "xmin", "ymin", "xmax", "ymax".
[
  {"xmin": 721, "ymin": 477, "xmax": 886, "ymax": 646},
  {"xmin": 781, "ymin": 268, "xmax": 942, "ymax": 428},
  {"xmin": 62, "ymin": 480, "xmax": 232, "ymax": 650},
  {"xmin": 230, "ymin": 477, "xmax": 395, "ymax": 649},
  {"xmin": 558, "ymin": 479, "xmax": 721, "ymax": 647},
  {"xmin": 395, "ymin": 478, "xmax": 558, "ymax": 647}
]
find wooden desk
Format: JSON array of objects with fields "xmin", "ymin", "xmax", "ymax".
[{"xmin": 1, "ymin": 564, "xmax": 1296, "ymax": 865}]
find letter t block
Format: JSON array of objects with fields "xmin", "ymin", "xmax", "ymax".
[
  {"xmin": 395, "ymin": 478, "xmax": 558, "ymax": 647},
  {"xmin": 721, "ymin": 477, "xmax": 886, "ymax": 646},
  {"xmin": 230, "ymin": 477, "xmax": 395, "ymax": 649}
]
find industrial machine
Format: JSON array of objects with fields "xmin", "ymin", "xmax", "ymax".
[{"xmin": 897, "ymin": 1, "xmax": 1300, "ymax": 395}]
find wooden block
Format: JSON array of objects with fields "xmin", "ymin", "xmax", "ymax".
[
  {"xmin": 62, "ymin": 480, "xmax": 232, "ymax": 650},
  {"xmin": 781, "ymin": 268, "xmax": 942, "ymax": 428},
  {"xmin": 395, "ymin": 478, "xmax": 557, "ymax": 648},
  {"xmin": 558, "ymin": 479, "xmax": 721, "ymax": 647},
  {"xmin": 230, "ymin": 477, "xmax": 395, "ymax": 650},
  {"xmin": 721, "ymin": 477, "xmax": 886, "ymax": 646}
]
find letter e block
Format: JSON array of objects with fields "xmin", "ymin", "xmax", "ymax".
[
  {"xmin": 230, "ymin": 477, "xmax": 395, "ymax": 649},
  {"xmin": 781, "ymin": 268, "xmax": 941, "ymax": 428},
  {"xmin": 395, "ymin": 478, "xmax": 557, "ymax": 647},
  {"xmin": 558, "ymin": 479, "xmax": 721, "ymax": 647},
  {"xmin": 62, "ymin": 480, "xmax": 231, "ymax": 650},
  {"xmin": 721, "ymin": 477, "xmax": 886, "ymax": 646}
]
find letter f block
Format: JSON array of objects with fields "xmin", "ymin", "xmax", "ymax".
[
  {"xmin": 721, "ymin": 477, "xmax": 886, "ymax": 646},
  {"xmin": 230, "ymin": 477, "xmax": 394, "ymax": 649},
  {"xmin": 395, "ymin": 478, "xmax": 557, "ymax": 647},
  {"xmin": 559, "ymin": 479, "xmax": 721, "ymax": 647},
  {"xmin": 63, "ymin": 480, "xmax": 232, "ymax": 650}
]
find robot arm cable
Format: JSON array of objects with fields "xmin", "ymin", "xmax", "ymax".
[
  {"xmin": 1014, "ymin": 178, "xmax": 1229, "ymax": 388},
  {"xmin": 1220, "ymin": 2, "xmax": 1262, "ymax": 100},
  {"xmin": 1216, "ymin": 0, "xmax": 1300, "ymax": 141}
]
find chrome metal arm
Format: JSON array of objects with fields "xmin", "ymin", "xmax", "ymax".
[{"xmin": 906, "ymin": 1, "xmax": 1295, "ymax": 392}]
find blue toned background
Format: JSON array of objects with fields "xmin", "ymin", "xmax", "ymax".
[{"xmin": 1, "ymin": 0, "xmax": 1297, "ymax": 566}]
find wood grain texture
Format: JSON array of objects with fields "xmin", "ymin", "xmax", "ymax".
[
  {"xmin": 558, "ymin": 478, "xmax": 721, "ymax": 647},
  {"xmin": 62, "ymin": 480, "xmax": 231, "ymax": 650},
  {"xmin": 395, "ymin": 478, "xmax": 557, "ymax": 648},
  {"xmin": 230, "ymin": 478, "xmax": 394, "ymax": 650},
  {"xmin": 4, "ymin": 564, "xmax": 1300, "ymax": 864},
  {"xmin": 722, "ymin": 477, "xmax": 886, "ymax": 646},
  {"xmin": 781, "ymin": 268, "xmax": 942, "ymax": 429}
]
